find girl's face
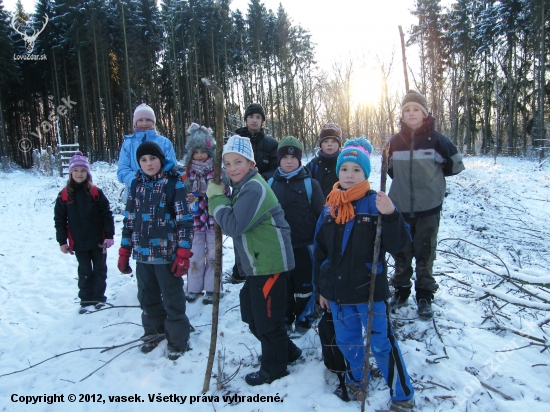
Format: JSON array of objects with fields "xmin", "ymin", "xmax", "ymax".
[
  {"xmin": 279, "ymin": 155, "xmax": 300, "ymax": 174},
  {"xmin": 338, "ymin": 161, "xmax": 366, "ymax": 189},
  {"xmin": 135, "ymin": 118, "xmax": 154, "ymax": 130},
  {"xmin": 402, "ymin": 105, "xmax": 426, "ymax": 131},
  {"xmin": 223, "ymin": 152, "xmax": 255, "ymax": 183},
  {"xmin": 321, "ymin": 138, "xmax": 340, "ymax": 155},
  {"xmin": 71, "ymin": 167, "xmax": 88, "ymax": 184},
  {"xmin": 139, "ymin": 154, "xmax": 162, "ymax": 176},
  {"xmin": 245, "ymin": 113, "xmax": 263, "ymax": 134},
  {"xmin": 192, "ymin": 149, "xmax": 209, "ymax": 162}
]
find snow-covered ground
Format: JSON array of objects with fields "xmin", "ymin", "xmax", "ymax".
[{"xmin": 1, "ymin": 155, "xmax": 549, "ymax": 411}]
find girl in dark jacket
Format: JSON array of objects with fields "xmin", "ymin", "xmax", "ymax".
[{"xmin": 54, "ymin": 152, "xmax": 115, "ymax": 314}]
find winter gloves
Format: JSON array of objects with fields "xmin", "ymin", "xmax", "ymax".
[
  {"xmin": 206, "ymin": 181, "xmax": 225, "ymax": 199},
  {"xmin": 117, "ymin": 248, "xmax": 132, "ymax": 274},
  {"xmin": 98, "ymin": 239, "xmax": 115, "ymax": 253},
  {"xmin": 118, "ymin": 247, "xmax": 193, "ymax": 277},
  {"xmin": 172, "ymin": 248, "xmax": 193, "ymax": 277}
]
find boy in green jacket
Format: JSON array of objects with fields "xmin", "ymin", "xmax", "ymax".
[{"xmin": 206, "ymin": 135, "xmax": 302, "ymax": 386}]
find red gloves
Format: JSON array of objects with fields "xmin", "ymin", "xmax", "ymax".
[
  {"xmin": 172, "ymin": 249, "xmax": 193, "ymax": 277},
  {"xmin": 117, "ymin": 248, "xmax": 132, "ymax": 274}
]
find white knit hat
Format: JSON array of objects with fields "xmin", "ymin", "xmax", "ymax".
[
  {"xmin": 133, "ymin": 103, "xmax": 156, "ymax": 126},
  {"xmin": 222, "ymin": 135, "xmax": 255, "ymax": 164}
]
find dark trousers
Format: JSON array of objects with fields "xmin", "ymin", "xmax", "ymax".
[
  {"xmin": 240, "ymin": 274, "xmax": 299, "ymax": 379},
  {"xmin": 285, "ymin": 245, "xmax": 315, "ymax": 325},
  {"xmin": 390, "ymin": 212, "xmax": 440, "ymax": 293},
  {"xmin": 75, "ymin": 248, "xmax": 107, "ymax": 306},
  {"xmin": 136, "ymin": 262, "xmax": 190, "ymax": 349}
]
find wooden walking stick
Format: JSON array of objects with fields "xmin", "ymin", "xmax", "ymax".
[
  {"xmin": 200, "ymin": 77, "xmax": 224, "ymax": 393},
  {"xmin": 398, "ymin": 26, "xmax": 410, "ymax": 92},
  {"xmin": 360, "ymin": 145, "xmax": 389, "ymax": 412}
]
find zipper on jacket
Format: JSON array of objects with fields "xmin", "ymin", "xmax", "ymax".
[{"xmin": 409, "ymin": 130, "xmax": 415, "ymax": 218}]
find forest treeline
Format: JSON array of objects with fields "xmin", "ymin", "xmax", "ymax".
[{"xmin": 0, "ymin": 0, "xmax": 548, "ymax": 168}]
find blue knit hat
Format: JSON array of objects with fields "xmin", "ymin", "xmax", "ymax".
[
  {"xmin": 222, "ymin": 135, "xmax": 255, "ymax": 164},
  {"xmin": 336, "ymin": 137, "xmax": 373, "ymax": 178}
]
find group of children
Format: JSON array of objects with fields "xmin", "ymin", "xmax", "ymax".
[{"xmin": 54, "ymin": 93, "xmax": 464, "ymax": 409}]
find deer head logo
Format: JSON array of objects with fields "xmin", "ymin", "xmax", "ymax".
[{"xmin": 11, "ymin": 14, "xmax": 49, "ymax": 54}]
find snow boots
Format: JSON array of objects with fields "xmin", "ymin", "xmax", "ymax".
[
  {"xmin": 416, "ymin": 289, "xmax": 434, "ymax": 319},
  {"xmin": 245, "ymin": 369, "xmax": 289, "ymax": 386},
  {"xmin": 389, "ymin": 284, "xmax": 412, "ymax": 312},
  {"xmin": 167, "ymin": 341, "xmax": 191, "ymax": 361},
  {"xmin": 140, "ymin": 333, "xmax": 166, "ymax": 354}
]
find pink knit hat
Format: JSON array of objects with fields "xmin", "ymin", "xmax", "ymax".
[
  {"xmin": 68, "ymin": 151, "xmax": 92, "ymax": 181},
  {"xmin": 133, "ymin": 103, "xmax": 156, "ymax": 126}
]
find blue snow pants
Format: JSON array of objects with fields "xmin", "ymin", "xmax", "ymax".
[{"xmin": 329, "ymin": 300, "xmax": 414, "ymax": 401}]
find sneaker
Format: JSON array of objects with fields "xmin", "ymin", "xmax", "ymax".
[
  {"xmin": 167, "ymin": 341, "xmax": 191, "ymax": 360},
  {"xmin": 185, "ymin": 292, "xmax": 201, "ymax": 303},
  {"xmin": 390, "ymin": 398, "xmax": 415, "ymax": 411},
  {"xmin": 140, "ymin": 333, "xmax": 165, "ymax": 354},
  {"xmin": 346, "ymin": 384, "xmax": 366, "ymax": 401},
  {"xmin": 417, "ymin": 299, "xmax": 434, "ymax": 319},
  {"xmin": 202, "ymin": 292, "xmax": 213, "ymax": 305},
  {"xmin": 244, "ymin": 369, "xmax": 289, "ymax": 386},
  {"xmin": 389, "ymin": 294, "xmax": 408, "ymax": 311},
  {"xmin": 94, "ymin": 302, "xmax": 106, "ymax": 310}
]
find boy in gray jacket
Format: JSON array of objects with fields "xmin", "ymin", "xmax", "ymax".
[{"xmin": 387, "ymin": 91, "xmax": 465, "ymax": 319}]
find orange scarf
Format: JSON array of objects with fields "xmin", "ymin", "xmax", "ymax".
[{"xmin": 325, "ymin": 180, "xmax": 371, "ymax": 224}]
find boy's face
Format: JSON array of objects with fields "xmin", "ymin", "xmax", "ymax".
[
  {"xmin": 139, "ymin": 154, "xmax": 162, "ymax": 176},
  {"xmin": 136, "ymin": 118, "xmax": 154, "ymax": 130},
  {"xmin": 338, "ymin": 161, "xmax": 366, "ymax": 189},
  {"xmin": 223, "ymin": 152, "xmax": 255, "ymax": 183},
  {"xmin": 279, "ymin": 154, "xmax": 300, "ymax": 174},
  {"xmin": 402, "ymin": 105, "xmax": 426, "ymax": 131},
  {"xmin": 192, "ymin": 149, "xmax": 209, "ymax": 162},
  {"xmin": 71, "ymin": 167, "xmax": 88, "ymax": 183},
  {"xmin": 245, "ymin": 113, "xmax": 264, "ymax": 134},
  {"xmin": 321, "ymin": 138, "xmax": 340, "ymax": 155}
]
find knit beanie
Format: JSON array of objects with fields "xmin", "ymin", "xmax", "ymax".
[
  {"xmin": 133, "ymin": 103, "xmax": 156, "ymax": 126},
  {"xmin": 222, "ymin": 135, "xmax": 255, "ymax": 164},
  {"xmin": 68, "ymin": 151, "xmax": 92, "ymax": 181},
  {"xmin": 277, "ymin": 136, "xmax": 303, "ymax": 164},
  {"xmin": 243, "ymin": 103, "xmax": 266, "ymax": 122},
  {"xmin": 136, "ymin": 141, "xmax": 165, "ymax": 166},
  {"xmin": 401, "ymin": 90, "xmax": 429, "ymax": 117},
  {"xmin": 319, "ymin": 123, "xmax": 343, "ymax": 146},
  {"xmin": 336, "ymin": 137, "xmax": 373, "ymax": 178},
  {"xmin": 183, "ymin": 123, "xmax": 216, "ymax": 166}
]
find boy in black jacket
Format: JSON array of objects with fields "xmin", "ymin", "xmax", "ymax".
[
  {"xmin": 269, "ymin": 136, "xmax": 325, "ymax": 333},
  {"xmin": 387, "ymin": 91, "xmax": 465, "ymax": 319},
  {"xmin": 306, "ymin": 123, "xmax": 343, "ymax": 199},
  {"xmin": 230, "ymin": 103, "xmax": 279, "ymax": 283}
]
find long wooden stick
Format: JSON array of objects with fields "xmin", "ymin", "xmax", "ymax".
[
  {"xmin": 200, "ymin": 77, "xmax": 224, "ymax": 393},
  {"xmin": 361, "ymin": 146, "xmax": 389, "ymax": 412},
  {"xmin": 398, "ymin": 26, "xmax": 410, "ymax": 92}
]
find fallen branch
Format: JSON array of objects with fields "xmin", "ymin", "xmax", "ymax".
[{"xmin": 80, "ymin": 344, "xmax": 141, "ymax": 382}]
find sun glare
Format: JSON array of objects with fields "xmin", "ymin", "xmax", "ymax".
[{"xmin": 350, "ymin": 68, "xmax": 383, "ymax": 107}]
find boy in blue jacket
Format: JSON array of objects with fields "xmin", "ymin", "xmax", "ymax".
[{"xmin": 314, "ymin": 137, "xmax": 414, "ymax": 410}]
